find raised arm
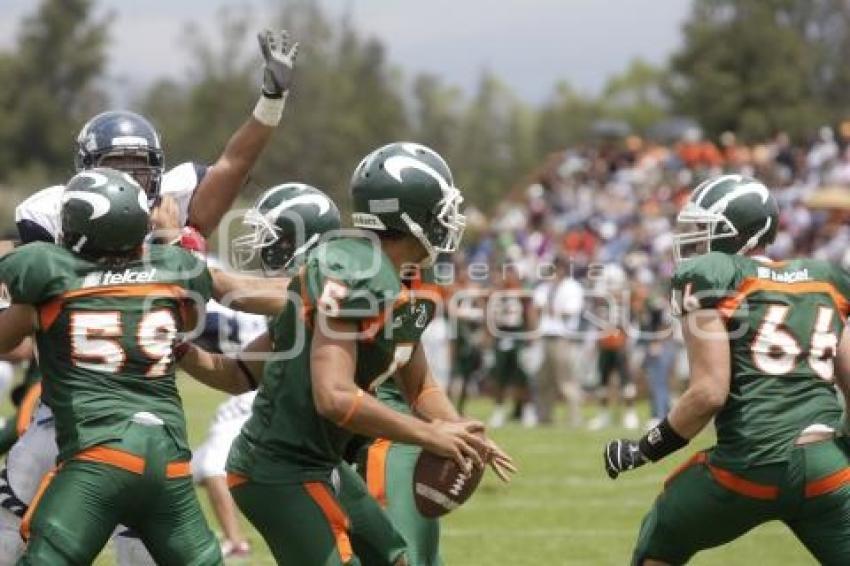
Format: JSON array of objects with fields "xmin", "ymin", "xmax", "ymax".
[{"xmin": 187, "ymin": 30, "xmax": 298, "ymax": 235}]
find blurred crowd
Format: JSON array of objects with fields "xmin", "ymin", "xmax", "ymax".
[{"xmin": 433, "ymin": 125, "xmax": 850, "ymax": 431}]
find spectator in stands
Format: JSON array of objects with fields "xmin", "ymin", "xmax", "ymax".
[{"xmin": 533, "ymin": 256, "xmax": 584, "ymax": 427}]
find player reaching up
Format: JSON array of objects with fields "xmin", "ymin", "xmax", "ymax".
[
  {"xmin": 0, "ymin": 169, "xmax": 223, "ymax": 564},
  {"xmin": 0, "ymin": 28, "xmax": 298, "ymax": 565},
  {"xmin": 605, "ymin": 174, "xmax": 850, "ymax": 565}
]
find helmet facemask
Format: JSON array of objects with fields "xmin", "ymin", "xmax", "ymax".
[
  {"xmin": 673, "ymin": 201, "xmax": 774, "ymax": 262},
  {"xmin": 402, "ymin": 187, "xmax": 466, "ymax": 267},
  {"xmin": 231, "ymin": 208, "xmax": 319, "ymax": 275},
  {"xmin": 88, "ymin": 150, "xmax": 164, "ymax": 205}
]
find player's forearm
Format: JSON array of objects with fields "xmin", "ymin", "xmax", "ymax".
[
  {"xmin": 411, "ymin": 378, "xmax": 459, "ymax": 422},
  {"xmin": 187, "ymin": 119, "xmax": 274, "ymax": 235},
  {"xmin": 179, "ymin": 344, "xmax": 252, "ymax": 395},
  {"xmin": 212, "ymin": 270, "xmax": 289, "ymax": 316},
  {"xmin": 667, "ymin": 384, "xmax": 724, "ymax": 439},
  {"xmin": 318, "ymin": 386, "xmax": 434, "ymax": 446}
]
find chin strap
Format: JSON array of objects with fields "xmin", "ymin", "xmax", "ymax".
[
  {"xmin": 738, "ymin": 217, "xmax": 772, "ymax": 255},
  {"xmin": 400, "ymin": 212, "xmax": 438, "ymax": 267}
]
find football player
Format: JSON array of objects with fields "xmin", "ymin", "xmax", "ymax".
[
  {"xmin": 0, "ymin": 29, "xmax": 298, "ymax": 565},
  {"xmin": 191, "ymin": 182, "xmax": 341, "ymax": 559},
  {"xmin": 214, "ymin": 142, "xmax": 513, "ymax": 565},
  {"xmin": 604, "ymin": 174, "xmax": 850, "ymax": 565},
  {"xmin": 487, "ymin": 267, "xmax": 537, "ymax": 428},
  {"xmin": 0, "ymin": 169, "xmax": 222, "ymax": 564}
]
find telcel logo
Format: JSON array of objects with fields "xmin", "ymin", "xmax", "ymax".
[{"xmin": 83, "ymin": 268, "xmax": 158, "ymax": 287}]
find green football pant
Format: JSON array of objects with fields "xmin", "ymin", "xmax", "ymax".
[
  {"xmin": 19, "ymin": 424, "xmax": 221, "ymax": 565},
  {"xmin": 633, "ymin": 439, "xmax": 850, "ymax": 565},
  {"xmin": 229, "ymin": 468, "xmax": 407, "ymax": 566},
  {"xmin": 493, "ymin": 343, "xmax": 527, "ymax": 387},
  {"xmin": 358, "ymin": 439, "xmax": 442, "ymax": 566}
]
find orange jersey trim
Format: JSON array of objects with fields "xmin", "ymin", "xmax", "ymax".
[
  {"xmin": 227, "ymin": 472, "xmax": 248, "ymax": 489},
  {"xmin": 304, "ymin": 481, "xmax": 353, "ymax": 563},
  {"xmin": 717, "ymin": 277, "xmax": 850, "ymax": 319},
  {"xmin": 20, "ymin": 467, "xmax": 58, "ymax": 541},
  {"xmin": 805, "ymin": 467, "xmax": 850, "ymax": 498},
  {"xmin": 298, "ymin": 268, "xmax": 314, "ymax": 328},
  {"xmin": 38, "ymin": 283, "xmax": 187, "ymax": 331},
  {"xmin": 366, "ymin": 438, "xmax": 392, "ymax": 508},
  {"xmin": 16, "ymin": 382, "xmax": 42, "ymax": 437}
]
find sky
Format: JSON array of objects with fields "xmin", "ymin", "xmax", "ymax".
[{"xmin": 0, "ymin": 0, "xmax": 693, "ymax": 104}]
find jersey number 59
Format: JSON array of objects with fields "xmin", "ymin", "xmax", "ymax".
[{"xmin": 69, "ymin": 310, "xmax": 178, "ymax": 378}]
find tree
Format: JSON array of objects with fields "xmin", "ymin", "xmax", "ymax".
[
  {"xmin": 536, "ymin": 81, "xmax": 606, "ymax": 152},
  {"xmin": 668, "ymin": 0, "xmax": 823, "ymax": 140},
  {"xmin": 601, "ymin": 59, "xmax": 668, "ymax": 133},
  {"xmin": 0, "ymin": 0, "xmax": 110, "ymax": 187},
  {"xmin": 139, "ymin": 0, "xmax": 411, "ymax": 209},
  {"xmin": 454, "ymin": 71, "xmax": 536, "ymax": 208},
  {"xmin": 410, "ymin": 73, "xmax": 463, "ymax": 157}
]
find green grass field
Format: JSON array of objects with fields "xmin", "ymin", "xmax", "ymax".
[{"xmin": 78, "ymin": 378, "xmax": 813, "ymax": 564}]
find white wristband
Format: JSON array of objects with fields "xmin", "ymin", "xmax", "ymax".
[{"xmin": 252, "ymin": 94, "xmax": 287, "ymax": 127}]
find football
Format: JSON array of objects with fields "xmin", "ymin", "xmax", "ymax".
[{"xmin": 413, "ymin": 449, "xmax": 485, "ymax": 518}]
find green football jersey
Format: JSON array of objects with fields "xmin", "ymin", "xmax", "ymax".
[
  {"xmin": 228, "ymin": 237, "xmax": 436, "ymax": 483},
  {"xmin": 0, "ymin": 242, "xmax": 211, "ymax": 462},
  {"xmin": 672, "ymin": 252, "xmax": 850, "ymax": 468}
]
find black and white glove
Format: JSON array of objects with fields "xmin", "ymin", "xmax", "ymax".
[
  {"xmin": 258, "ymin": 29, "xmax": 298, "ymax": 99},
  {"xmin": 604, "ymin": 438, "xmax": 647, "ymax": 480}
]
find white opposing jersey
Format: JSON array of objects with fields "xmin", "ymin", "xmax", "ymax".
[{"xmin": 15, "ymin": 162, "xmax": 206, "ymax": 243}]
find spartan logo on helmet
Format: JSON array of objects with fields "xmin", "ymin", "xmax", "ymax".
[
  {"xmin": 60, "ymin": 167, "xmax": 151, "ymax": 259},
  {"xmin": 350, "ymin": 142, "xmax": 465, "ymax": 266},
  {"xmin": 674, "ymin": 174, "xmax": 779, "ymax": 262},
  {"xmin": 231, "ymin": 183, "xmax": 341, "ymax": 274}
]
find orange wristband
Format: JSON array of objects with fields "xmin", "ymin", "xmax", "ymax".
[
  {"xmin": 336, "ymin": 389, "xmax": 365, "ymax": 427},
  {"xmin": 412, "ymin": 385, "xmax": 442, "ymax": 411}
]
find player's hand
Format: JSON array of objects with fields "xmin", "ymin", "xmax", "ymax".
[
  {"xmin": 604, "ymin": 438, "xmax": 647, "ymax": 480},
  {"xmin": 482, "ymin": 438, "xmax": 517, "ymax": 483},
  {"xmin": 424, "ymin": 419, "xmax": 487, "ymax": 474},
  {"xmin": 150, "ymin": 195, "xmax": 181, "ymax": 237},
  {"xmin": 258, "ymin": 29, "xmax": 298, "ymax": 98}
]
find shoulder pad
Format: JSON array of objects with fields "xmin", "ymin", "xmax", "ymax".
[
  {"xmin": 671, "ymin": 253, "xmax": 738, "ymax": 314},
  {"xmin": 306, "ymin": 239, "xmax": 400, "ymax": 319},
  {"xmin": 15, "ymin": 185, "xmax": 65, "ymax": 243}
]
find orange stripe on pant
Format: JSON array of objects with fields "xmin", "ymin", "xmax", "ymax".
[
  {"xmin": 304, "ymin": 481, "xmax": 354, "ymax": 563},
  {"xmin": 16, "ymin": 382, "xmax": 42, "ymax": 437},
  {"xmin": 20, "ymin": 468, "xmax": 57, "ymax": 541},
  {"xmin": 664, "ymin": 451, "xmax": 779, "ymax": 500},
  {"xmin": 366, "ymin": 438, "xmax": 392, "ymax": 508},
  {"xmin": 226, "ymin": 472, "xmax": 248, "ymax": 489},
  {"xmin": 806, "ymin": 467, "xmax": 850, "ymax": 498},
  {"xmin": 74, "ymin": 445, "xmax": 192, "ymax": 478}
]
